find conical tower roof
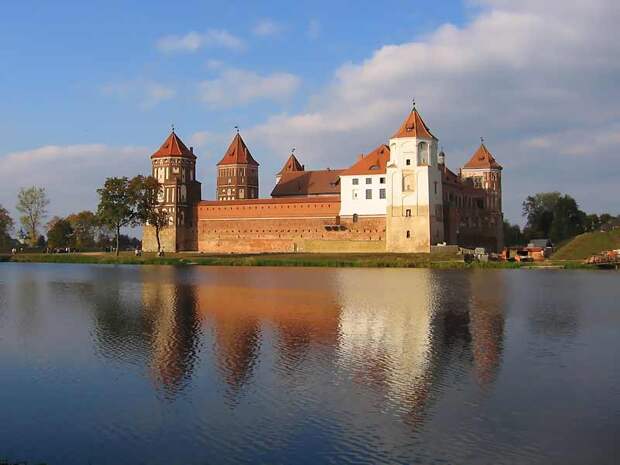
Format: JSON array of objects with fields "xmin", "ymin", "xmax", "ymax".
[
  {"xmin": 217, "ymin": 133, "xmax": 259, "ymax": 166},
  {"xmin": 463, "ymin": 143, "xmax": 502, "ymax": 170},
  {"xmin": 392, "ymin": 107, "xmax": 436, "ymax": 140},
  {"xmin": 151, "ymin": 131, "xmax": 196, "ymax": 159},
  {"xmin": 277, "ymin": 152, "xmax": 304, "ymax": 176}
]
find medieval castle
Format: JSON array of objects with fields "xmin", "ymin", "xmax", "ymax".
[{"xmin": 142, "ymin": 104, "xmax": 504, "ymax": 254}]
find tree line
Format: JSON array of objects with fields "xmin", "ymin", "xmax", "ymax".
[
  {"xmin": 503, "ymin": 191, "xmax": 618, "ymax": 246},
  {"xmin": 0, "ymin": 176, "xmax": 167, "ymax": 256}
]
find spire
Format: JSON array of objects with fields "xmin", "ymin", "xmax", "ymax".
[
  {"xmin": 217, "ymin": 132, "xmax": 259, "ymax": 166},
  {"xmin": 151, "ymin": 130, "xmax": 196, "ymax": 159},
  {"xmin": 277, "ymin": 151, "xmax": 304, "ymax": 176},
  {"xmin": 463, "ymin": 142, "xmax": 502, "ymax": 170},
  {"xmin": 391, "ymin": 105, "xmax": 437, "ymax": 140}
]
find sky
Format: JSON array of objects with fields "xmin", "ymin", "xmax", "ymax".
[{"xmin": 0, "ymin": 0, "xmax": 618, "ymax": 228}]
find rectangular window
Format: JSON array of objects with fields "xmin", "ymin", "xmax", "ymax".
[
  {"xmin": 405, "ymin": 209, "xmax": 411, "ymax": 217},
  {"xmin": 379, "ymin": 188, "xmax": 386, "ymax": 199},
  {"xmin": 406, "ymin": 230, "xmax": 411, "ymax": 238},
  {"xmin": 352, "ymin": 178, "xmax": 359, "ymax": 185},
  {"xmin": 365, "ymin": 189, "xmax": 372, "ymax": 200},
  {"xmin": 406, "ymin": 159, "xmax": 411, "ymax": 166},
  {"xmin": 365, "ymin": 178, "xmax": 372, "ymax": 184},
  {"xmin": 380, "ymin": 177, "xmax": 385, "ymax": 184}
]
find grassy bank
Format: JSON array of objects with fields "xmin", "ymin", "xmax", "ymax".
[
  {"xmin": 5, "ymin": 251, "xmax": 596, "ymax": 270},
  {"xmin": 552, "ymin": 228, "xmax": 620, "ymax": 260}
]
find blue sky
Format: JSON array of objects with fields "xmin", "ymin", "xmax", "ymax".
[{"xmin": 1, "ymin": 0, "xmax": 618, "ymax": 225}]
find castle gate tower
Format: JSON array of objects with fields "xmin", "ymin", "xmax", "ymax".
[
  {"xmin": 386, "ymin": 105, "xmax": 445, "ymax": 252},
  {"xmin": 143, "ymin": 129, "xmax": 202, "ymax": 252},
  {"xmin": 216, "ymin": 132, "xmax": 259, "ymax": 200}
]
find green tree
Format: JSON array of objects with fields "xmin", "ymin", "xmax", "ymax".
[
  {"xmin": 503, "ymin": 220, "xmax": 525, "ymax": 246},
  {"xmin": 66, "ymin": 210, "xmax": 99, "ymax": 249},
  {"xmin": 131, "ymin": 175, "xmax": 167, "ymax": 253},
  {"xmin": 0, "ymin": 204, "xmax": 14, "ymax": 249},
  {"xmin": 96, "ymin": 177, "xmax": 135, "ymax": 256},
  {"xmin": 522, "ymin": 192, "xmax": 561, "ymax": 238},
  {"xmin": 599, "ymin": 213, "xmax": 614, "ymax": 225},
  {"xmin": 47, "ymin": 218, "xmax": 74, "ymax": 249},
  {"xmin": 584, "ymin": 214, "xmax": 600, "ymax": 232},
  {"xmin": 16, "ymin": 186, "xmax": 50, "ymax": 247},
  {"xmin": 549, "ymin": 195, "xmax": 585, "ymax": 243}
]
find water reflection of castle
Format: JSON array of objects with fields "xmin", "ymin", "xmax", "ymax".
[{"xmin": 96, "ymin": 267, "xmax": 505, "ymax": 411}]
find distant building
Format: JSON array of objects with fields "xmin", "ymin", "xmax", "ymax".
[{"xmin": 143, "ymin": 102, "xmax": 504, "ymax": 253}]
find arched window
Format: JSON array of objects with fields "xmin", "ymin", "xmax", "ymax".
[
  {"xmin": 418, "ymin": 142, "xmax": 429, "ymax": 165},
  {"xmin": 353, "ymin": 214, "xmax": 359, "ymax": 223}
]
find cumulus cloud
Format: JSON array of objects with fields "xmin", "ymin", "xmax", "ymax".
[
  {"xmin": 156, "ymin": 29, "xmax": 245, "ymax": 53},
  {"xmin": 0, "ymin": 144, "xmax": 150, "ymax": 220},
  {"xmin": 198, "ymin": 68, "xmax": 300, "ymax": 107},
  {"xmin": 252, "ymin": 18, "xmax": 283, "ymax": 37},
  {"xmin": 248, "ymin": 0, "xmax": 620, "ymax": 221}
]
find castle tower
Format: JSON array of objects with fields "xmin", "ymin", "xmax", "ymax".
[
  {"xmin": 216, "ymin": 132, "xmax": 259, "ymax": 200},
  {"xmin": 385, "ymin": 105, "xmax": 444, "ymax": 252},
  {"xmin": 143, "ymin": 129, "xmax": 202, "ymax": 252},
  {"xmin": 275, "ymin": 151, "xmax": 304, "ymax": 184},
  {"xmin": 461, "ymin": 142, "xmax": 504, "ymax": 250}
]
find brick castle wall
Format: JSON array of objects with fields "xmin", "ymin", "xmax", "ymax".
[{"xmin": 196, "ymin": 197, "xmax": 386, "ymax": 253}]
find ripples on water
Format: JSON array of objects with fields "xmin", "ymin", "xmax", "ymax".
[{"xmin": 0, "ymin": 264, "xmax": 618, "ymax": 465}]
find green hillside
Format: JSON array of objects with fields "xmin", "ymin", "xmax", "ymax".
[{"xmin": 552, "ymin": 228, "xmax": 620, "ymax": 260}]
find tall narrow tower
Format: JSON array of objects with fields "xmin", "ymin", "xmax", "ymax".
[
  {"xmin": 216, "ymin": 132, "xmax": 259, "ymax": 200},
  {"xmin": 385, "ymin": 105, "xmax": 444, "ymax": 252},
  {"xmin": 461, "ymin": 142, "xmax": 503, "ymax": 250},
  {"xmin": 143, "ymin": 129, "xmax": 201, "ymax": 252}
]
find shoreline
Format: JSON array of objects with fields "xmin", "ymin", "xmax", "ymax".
[{"xmin": 1, "ymin": 252, "xmax": 599, "ymax": 270}]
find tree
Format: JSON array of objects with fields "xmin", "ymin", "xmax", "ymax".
[
  {"xmin": 0, "ymin": 204, "xmax": 14, "ymax": 250},
  {"xmin": 599, "ymin": 213, "xmax": 614, "ymax": 226},
  {"xmin": 549, "ymin": 195, "xmax": 585, "ymax": 243},
  {"xmin": 66, "ymin": 210, "xmax": 99, "ymax": 249},
  {"xmin": 16, "ymin": 186, "xmax": 50, "ymax": 247},
  {"xmin": 47, "ymin": 218, "xmax": 74, "ymax": 249},
  {"xmin": 522, "ymin": 192, "xmax": 561, "ymax": 239},
  {"xmin": 131, "ymin": 175, "xmax": 168, "ymax": 253},
  {"xmin": 584, "ymin": 214, "xmax": 600, "ymax": 232},
  {"xmin": 97, "ymin": 177, "xmax": 135, "ymax": 256},
  {"xmin": 503, "ymin": 220, "xmax": 525, "ymax": 247}
]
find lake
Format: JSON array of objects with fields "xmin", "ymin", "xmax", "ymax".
[{"xmin": 0, "ymin": 263, "xmax": 618, "ymax": 465}]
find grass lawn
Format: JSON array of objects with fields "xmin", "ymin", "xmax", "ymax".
[{"xmin": 552, "ymin": 229, "xmax": 620, "ymax": 260}]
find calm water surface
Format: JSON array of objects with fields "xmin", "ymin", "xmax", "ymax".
[{"xmin": 0, "ymin": 263, "xmax": 618, "ymax": 464}]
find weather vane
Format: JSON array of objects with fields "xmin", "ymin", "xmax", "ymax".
[
  {"xmin": 234, "ymin": 125, "xmax": 239, "ymax": 134},
  {"xmin": 171, "ymin": 123, "xmax": 175, "ymax": 133},
  {"xmin": 412, "ymin": 98, "xmax": 416, "ymax": 110},
  {"xmin": 480, "ymin": 136, "xmax": 484, "ymax": 144},
  {"xmin": 291, "ymin": 147, "xmax": 296, "ymax": 154}
]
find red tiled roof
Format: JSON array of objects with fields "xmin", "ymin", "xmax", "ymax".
[
  {"xmin": 392, "ymin": 108, "xmax": 436, "ymax": 140},
  {"xmin": 341, "ymin": 145, "xmax": 390, "ymax": 176},
  {"xmin": 271, "ymin": 169, "xmax": 343, "ymax": 197},
  {"xmin": 463, "ymin": 144, "xmax": 502, "ymax": 170},
  {"xmin": 151, "ymin": 131, "xmax": 196, "ymax": 159},
  {"xmin": 217, "ymin": 133, "xmax": 259, "ymax": 166},
  {"xmin": 277, "ymin": 153, "xmax": 304, "ymax": 175}
]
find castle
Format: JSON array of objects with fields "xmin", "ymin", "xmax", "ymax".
[{"xmin": 142, "ymin": 104, "xmax": 504, "ymax": 254}]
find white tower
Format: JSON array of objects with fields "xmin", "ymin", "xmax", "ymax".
[{"xmin": 386, "ymin": 105, "xmax": 444, "ymax": 252}]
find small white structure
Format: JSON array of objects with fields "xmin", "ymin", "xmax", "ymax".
[{"xmin": 339, "ymin": 145, "xmax": 390, "ymax": 218}]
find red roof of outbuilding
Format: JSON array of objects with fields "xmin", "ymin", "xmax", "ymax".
[
  {"xmin": 151, "ymin": 131, "xmax": 196, "ymax": 159},
  {"xmin": 271, "ymin": 169, "xmax": 342, "ymax": 197},
  {"xmin": 341, "ymin": 145, "xmax": 390, "ymax": 176},
  {"xmin": 392, "ymin": 108, "xmax": 436, "ymax": 140},
  {"xmin": 463, "ymin": 144, "xmax": 502, "ymax": 170},
  {"xmin": 217, "ymin": 133, "xmax": 259, "ymax": 166},
  {"xmin": 277, "ymin": 153, "xmax": 304, "ymax": 175}
]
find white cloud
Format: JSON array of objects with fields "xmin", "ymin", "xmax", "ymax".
[
  {"xmin": 102, "ymin": 80, "xmax": 175, "ymax": 108},
  {"xmin": 156, "ymin": 29, "xmax": 245, "ymax": 53},
  {"xmin": 253, "ymin": 18, "xmax": 283, "ymax": 37},
  {"xmin": 248, "ymin": 0, "xmax": 620, "ymax": 221},
  {"xmin": 198, "ymin": 68, "xmax": 301, "ymax": 107},
  {"xmin": 0, "ymin": 145, "xmax": 150, "ymax": 221}
]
